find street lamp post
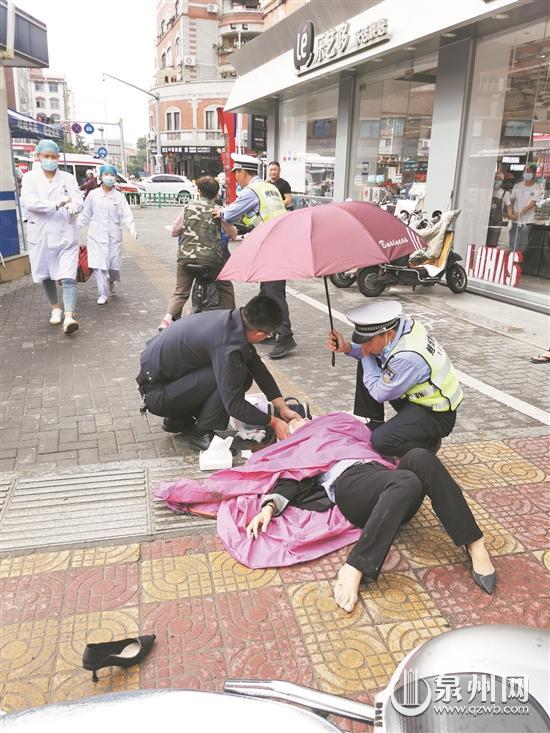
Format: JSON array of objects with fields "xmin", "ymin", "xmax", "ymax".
[{"xmin": 102, "ymin": 71, "xmax": 163, "ymax": 174}]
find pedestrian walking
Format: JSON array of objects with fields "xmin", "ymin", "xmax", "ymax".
[
  {"xmin": 506, "ymin": 163, "xmax": 543, "ymax": 253},
  {"xmin": 79, "ymin": 169, "xmax": 98, "ymax": 199},
  {"xmin": 328, "ymin": 300, "xmax": 463, "ymax": 456},
  {"xmin": 21, "ymin": 139, "xmax": 83, "ymax": 334},
  {"xmin": 77, "ymin": 164, "xmax": 137, "ymax": 305},
  {"xmin": 216, "ymin": 153, "xmax": 297, "ymax": 360},
  {"xmin": 158, "ymin": 176, "xmax": 237, "ymax": 331}
]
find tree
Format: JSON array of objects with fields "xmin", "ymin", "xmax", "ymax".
[{"xmin": 127, "ymin": 135, "xmax": 148, "ymax": 178}]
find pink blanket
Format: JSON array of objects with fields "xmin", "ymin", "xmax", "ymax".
[{"xmin": 155, "ymin": 412, "xmax": 395, "ymax": 568}]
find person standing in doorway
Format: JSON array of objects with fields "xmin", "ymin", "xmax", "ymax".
[
  {"xmin": 267, "ymin": 161, "xmax": 293, "ymax": 210},
  {"xmin": 216, "ymin": 153, "xmax": 297, "ymax": 360},
  {"xmin": 77, "ymin": 164, "xmax": 137, "ymax": 305},
  {"xmin": 21, "ymin": 139, "xmax": 83, "ymax": 334},
  {"xmin": 506, "ymin": 163, "xmax": 543, "ymax": 253}
]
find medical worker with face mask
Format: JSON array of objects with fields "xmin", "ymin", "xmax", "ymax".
[
  {"xmin": 21, "ymin": 139, "xmax": 83, "ymax": 334},
  {"xmin": 77, "ymin": 164, "xmax": 137, "ymax": 304}
]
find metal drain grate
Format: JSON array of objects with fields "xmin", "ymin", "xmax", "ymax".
[
  {"xmin": 0, "ymin": 469, "xmax": 148, "ymax": 551},
  {"xmin": 0, "ymin": 477, "xmax": 13, "ymax": 517},
  {"xmin": 148, "ymin": 466, "xmax": 216, "ymax": 536}
]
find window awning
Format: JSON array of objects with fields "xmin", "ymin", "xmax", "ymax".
[{"xmin": 7, "ymin": 108, "xmax": 64, "ymax": 141}]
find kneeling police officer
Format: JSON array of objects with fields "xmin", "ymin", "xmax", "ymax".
[{"xmin": 328, "ymin": 301, "xmax": 463, "ymax": 457}]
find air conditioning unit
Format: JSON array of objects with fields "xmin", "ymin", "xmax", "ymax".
[
  {"xmin": 206, "ymin": 3, "xmax": 218, "ymax": 12},
  {"xmin": 183, "ymin": 55, "xmax": 196, "ymax": 67}
]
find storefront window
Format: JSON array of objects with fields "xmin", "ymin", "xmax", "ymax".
[
  {"xmin": 279, "ymin": 85, "xmax": 338, "ymax": 198},
  {"xmin": 455, "ymin": 19, "xmax": 550, "ymax": 294},
  {"xmin": 349, "ymin": 55, "xmax": 437, "ymax": 208}
]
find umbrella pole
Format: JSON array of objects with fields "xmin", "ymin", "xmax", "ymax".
[{"xmin": 323, "ymin": 276, "xmax": 336, "ymax": 368}]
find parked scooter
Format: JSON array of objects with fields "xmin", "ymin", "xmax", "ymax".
[{"xmin": 356, "ymin": 209, "xmax": 467, "ymax": 297}]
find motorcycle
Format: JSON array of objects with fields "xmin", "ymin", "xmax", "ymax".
[{"xmin": 356, "ymin": 209, "xmax": 467, "ymax": 297}]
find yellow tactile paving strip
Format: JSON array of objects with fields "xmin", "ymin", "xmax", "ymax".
[{"xmin": 0, "ymin": 438, "xmax": 548, "ymax": 715}]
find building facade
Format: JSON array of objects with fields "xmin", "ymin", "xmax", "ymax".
[
  {"xmin": 150, "ymin": 0, "xmax": 263, "ymax": 178},
  {"xmin": 227, "ymin": 0, "xmax": 550, "ymax": 312},
  {"xmin": 28, "ymin": 69, "xmax": 72, "ymax": 125}
]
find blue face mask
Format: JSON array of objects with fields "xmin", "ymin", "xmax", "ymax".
[
  {"xmin": 102, "ymin": 176, "xmax": 116, "ymax": 187},
  {"xmin": 523, "ymin": 173, "xmax": 534, "ymax": 182},
  {"xmin": 41, "ymin": 159, "xmax": 58, "ymax": 172}
]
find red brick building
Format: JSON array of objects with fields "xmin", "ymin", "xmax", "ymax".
[{"xmin": 150, "ymin": 0, "xmax": 263, "ymax": 178}]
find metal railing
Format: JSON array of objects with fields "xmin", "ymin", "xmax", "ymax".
[
  {"xmin": 292, "ymin": 194, "xmax": 333, "ymax": 209},
  {"xmin": 138, "ymin": 192, "xmax": 194, "ymax": 207}
]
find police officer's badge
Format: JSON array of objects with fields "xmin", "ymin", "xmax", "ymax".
[{"xmin": 382, "ymin": 366, "xmax": 396, "ymax": 384}]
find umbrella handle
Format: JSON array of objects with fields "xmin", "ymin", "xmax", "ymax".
[{"xmin": 323, "ymin": 276, "xmax": 336, "ymax": 368}]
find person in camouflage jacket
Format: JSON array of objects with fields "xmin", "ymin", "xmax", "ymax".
[{"xmin": 159, "ymin": 177, "xmax": 237, "ymax": 330}]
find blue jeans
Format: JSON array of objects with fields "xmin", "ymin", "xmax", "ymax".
[
  {"xmin": 509, "ymin": 223, "xmax": 531, "ymax": 253},
  {"xmin": 42, "ymin": 278, "xmax": 77, "ymax": 313}
]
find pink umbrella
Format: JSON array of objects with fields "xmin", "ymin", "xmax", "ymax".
[{"xmin": 218, "ymin": 201, "xmax": 425, "ymax": 364}]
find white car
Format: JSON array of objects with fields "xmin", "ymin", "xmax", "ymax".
[{"xmin": 140, "ymin": 174, "xmax": 196, "ymax": 203}]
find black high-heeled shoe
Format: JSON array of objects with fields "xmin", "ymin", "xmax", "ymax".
[
  {"xmin": 464, "ymin": 547, "xmax": 496, "ymax": 595},
  {"xmin": 82, "ymin": 634, "xmax": 156, "ymax": 682}
]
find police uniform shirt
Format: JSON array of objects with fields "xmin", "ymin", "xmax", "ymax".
[
  {"xmin": 221, "ymin": 175, "xmax": 262, "ymax": 223},
  {"xmin": 138, "ymin": 308, "xmax": 282, "ymax": 425},
  {"xmin": 347, "ymin": 318, "xmax": 431, "ymax": 402}
]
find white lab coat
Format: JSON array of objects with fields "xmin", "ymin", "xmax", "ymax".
[
  {"xmin": 77, "ymin": 187, "xmax": 134, "ymax": 271},
  {"xmin": 21, "ymin": 167, "xmax": 83, "ymax": 283}
]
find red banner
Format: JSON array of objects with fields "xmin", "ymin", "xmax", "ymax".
[{"xmin": 217, "ymin": 107, "xmax": 236, "ymax": 204}]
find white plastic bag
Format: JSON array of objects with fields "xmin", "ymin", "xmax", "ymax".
[
  {"xmin": 228, "ymin": 393, "xmax": 270, "ymax": 432},
  {"xmin": 199, "ymin": 435, "xmax": 234, "ymax": 471}
]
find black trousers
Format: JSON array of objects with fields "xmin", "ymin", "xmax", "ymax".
[
  {"xmin": 260, "ymin": 280, "xmax": 293, "ymax": 340},
  {"xmin": 334, "ymin": 448, "xmax": 482, "ymax": 580},
  {"xmin": 143, "ymin": 368, "xmax": 253, "ymax": 432},
  {"xmin": 354, "ymin": 361, "xmax": 456, "ymax": 456}
]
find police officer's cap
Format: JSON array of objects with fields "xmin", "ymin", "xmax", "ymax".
[
  {"xmin": 346, "ymin": 301, "xmax": 402, "ymax": 343},
  {"xmin": 230, "ymin": 153, "xmax": 260, "ymax": 173}
]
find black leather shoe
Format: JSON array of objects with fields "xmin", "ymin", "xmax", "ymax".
[
  {"xmin": 83, "ymin": 634, "xmax": 156, "ymax": 682},
  {"xmin": 269, "ymin": 338, "xmax": 297, "ymax": 360},
  {"xmin": 162, "ymin": 416, "xmax": 196, "ymax": 434},
  {"xmin": 464, "ymin": 547, "xmax": 496, "ymax": 595},
  {"xmin": 189, "ymin": 430, "xmax": 216, "ymax": 452}
]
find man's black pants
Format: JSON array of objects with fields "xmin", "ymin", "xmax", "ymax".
[
  {"xmin": 260, "ymin": 280, "xmax": 293, "ymax": 340},
  {"xmin": 333, "ymin": 448, "xmax": 482, "ymax": 580},
  {"xmin": 354, "ymin": 361, "xmax": 456, "ymax": 456},
  {"xmin": 143, "ymin": 367, "xmax": 253, "ymax": 432}
]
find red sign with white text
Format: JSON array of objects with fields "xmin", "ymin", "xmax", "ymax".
[{"xmin": 466, "ymin": 244, "xmax": 522, "ymax": 287}]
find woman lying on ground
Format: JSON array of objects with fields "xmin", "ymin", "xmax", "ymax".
[
  {"xmin": 156, "ymin": 412, "xmax": 495, "ymax": 613},
  {"xmin": 246, "ymin": 417, "xmax": 495, "ymax": 612}
]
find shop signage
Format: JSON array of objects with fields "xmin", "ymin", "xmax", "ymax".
[
  {"xmin": 466, "ymin": 244, "xmax": 522, "ymax": 288},
  {"xmin": 249, "ymin": 114, "xmax": 267, "ymax": 152},
  {"xmin": 294, "ymin": 17, "xmax": 390, "ymax": 75}
]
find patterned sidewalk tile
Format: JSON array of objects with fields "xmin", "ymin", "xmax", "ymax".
[
  {"xmin": 1, "ymin": 562, "xmax": 139, "ymax": 625},
  {"xmin": 504, "ymin": 436, "xmax": 550, "ymax": 473},
  {"xmin": 417, "ymin": 553, "xmax": 550, "ymax": 624},
  {"xmin": 0, "ymin": 544, "xmax": 140, "ymax": 580}
]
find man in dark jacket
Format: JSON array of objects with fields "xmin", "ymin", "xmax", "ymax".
[{"xmin": 137, "ymin": 295, "xmax": 301, "ymax": 450}]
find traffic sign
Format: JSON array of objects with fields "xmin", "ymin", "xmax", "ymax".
[
  {"xmin": 61, "ymin": 122, "xmax": 71, "ymax": 132},
  {"xmin": 97, "ymin": 146, "xmax": 108, "ymax": 159},
  {"xmin": 71, "ymin": 122, "xmax": 82, "ymax": 133},
  {"xmin": 83, "ymin": 123, "xmax": 95, "ymax": 135}
]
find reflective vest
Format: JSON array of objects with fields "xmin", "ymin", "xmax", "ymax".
[
  {"xmin": 385, "ymin": 321, "xmax": 463, "ymax": 412},
  {"xmin": 242, "ymin": 179, "xmax": 287, "ymax": 228}
]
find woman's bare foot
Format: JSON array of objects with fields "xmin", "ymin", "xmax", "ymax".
[
  {"xmin": 334, "ymin": 564, "xmax": 362, "ymax": 613},
  {"xmin": 467, "ymin": 538, "xmax": 494, "ymax": 576}
]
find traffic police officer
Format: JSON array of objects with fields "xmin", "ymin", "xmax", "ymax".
[
  {"xmin": 328, "ymin": 301, "xmax": 463, "ymax": 456},
  {"xmin": 216, "ymin": 153, "xmax": 297, "ymax": 360}
]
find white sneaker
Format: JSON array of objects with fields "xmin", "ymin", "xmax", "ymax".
[
  {"xmin": 63, "ymin": 315, "xmax": 79, "ymax": 335},
  {"xmin": 97, "ymin": 295, "xmax": 107, "ymax": 305},
  {"xmin": 109, "ymin": 281, "xmax": 116, "ymax": 294},
  {"xmin": 49, "ymin": 307, "xmax": 63, "ymax": 325}
]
